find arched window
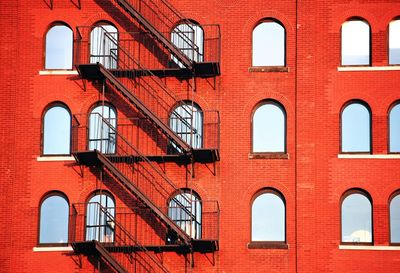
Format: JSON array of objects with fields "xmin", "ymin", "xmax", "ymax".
[
  {"xmin": 252, "ymin": 19, "xmax": 285, "ymax": 66},
  {"xmin": 389, "ymin": 19, "xmax": 400, "ymax": 64},
  {"xmin": 341, "ymin": 19, "xmax": 370, "ymax": 65},
  {"xmin": 252, "ymin": 100, "xmax": 286, "ymax": 153},
  {"xmin": 169, "ymin": 102, "xmax": 203, "ymax": 149},
  {"xmin": 42, "ymin": 103, "xmax": 71, "ymax": 155},
  {"xmin": 171, "ymin": 22, "xmax": 204, "ymax": 67},
  {"xmin": 341, "ymin": 190, "xmax": 372, "ymax": 243},
  {"xmin": 390, "ymin": 192, "xmax": 400, "ymax": 244},
  {"xmin": 341, "ymin": 102, "xmax": 371, "ymax": 153},
  {"xmin": 251, "ymin": 189, "xmax": 285, "ymax": 242},
  {"xmin": 39, "ymin": 193, "xmax": 69, "ymax": 244},
  {"xmin": 90, "ymin": 24, "xmax": 118, "ymax": 69},
  {"xmin": 389, "ymin": 103, "xmax": 400, "ymax": 152},
  {"xmin": 168, "ymin": 190, "xmax": 201, "ymax": 239},
  {"xmin": 45, "ymin": 24, "xmax": 73, "ymax": 69},
  {"xmin": 88, "ymin": 104, "xmax": 117, "ymax": 154},
  {"xmin": 86, "ymin": 192, "xmax": 115, "ymax": 242}
]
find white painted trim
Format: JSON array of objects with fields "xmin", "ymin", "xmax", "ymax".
[
  {"xmin": 338, "ymin": 66, "xmax": 400, "ymax": 72},
  {"xmin": 33, "ymin": 246, "xmax": 73, "ymax": 252},
  {"xmin": 39, "ymin": 70, "xmax": 78, "ymax": 75},
  {"xmin": 37, "ymin": 156, "xmax": 75, "ymax": 162},
  {"xmin": 339, "ymin": 245, "xmax": 400, "ymax": 251},
  {"xmin": 338, "ymin": 154, "xmax": 400, "ymax": 159}
]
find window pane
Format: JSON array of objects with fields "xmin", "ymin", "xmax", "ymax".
[
  {"xmin": 341, "ymin": 193, "xmax": 372, "ymax": 243},
  {"xmin": 89, "ymin": 105, "xmax": 117, "ymax": 154},
  {"xmin": 341, "ymin": 20, "xmax": 370, "ymax": 65},
  {"xmin": 90, "ymin": 25, "xmax": 118, "ymax": 69},
  {"xmin": 39, "ymin": 195, "xmax": 69, "ymax": 244},
  {"xmin": 390, "ymin": 104, "xmax": 400, "ymax": 152},
  {"xmin": 86, "ymin": 194, "xmax": 115, "ymax": 242},
  {"xmin": 170, "ymin": 103, "xmax": 202, "ymax": 149},
  {"xmin": 171, "ymin": 23, "xmax": 203, "ymax": 67},
  {"xmin": 253, "ymin": 103, "xmax": 285, "ymax": 152},
  {"xmin": 341, "ymin": 103, "xmax": 370, "ymax": 152},
  {"xmin": 252, "ymin": 21, "xmax": 285, "ymax": 66},
  {"xmin": 390, "ymin": 194, "xmax": 400, "ymax": 243},
  {"xmin": 43, "ymin": 106, "xmax": 71, "ymax": 155},
  {"xmin": 45, "ymin": 25, "xmax": 73, "ymax": 69},
  {"xmin": 252, "ymin": 192, "xmax": 285, "ymax": 241},
  {"xmin": 389, "ymin": 20, "xmax": 400, "ymax": 64},
  {"xmin": 168, "ymin": 192, "xmax": 201, "ymax": 239}
]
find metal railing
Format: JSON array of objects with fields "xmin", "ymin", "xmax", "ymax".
[
  {"xmin": 72, "ymin": 109, "xmax": 219, "ymax": 157},
  {"xmin": 70, "ymin": 202, "xmax": 171, "ymax": 273},
  {"xmin": 75, "ymin": 26, "xmax": 195, "ymax": 144}
]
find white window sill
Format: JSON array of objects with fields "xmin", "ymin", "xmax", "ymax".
[
  {"xmin": 33, "ymin": 246, "xmax": 73, "ymax": 252},
  {"xmin": 338, "ymin": 66, "xmax": 400, "ymax": 72},
  {"xmin": 338, "ymin": 154, "xmax": 400, "ymax": 159},
  {"xmin": 39, "ymin": 70, "xmax": 78, "ymax": 75},
  {"xmin": 339, "ymin": 245, "xmax": 400, "ymax": 251},
  {"xmin": 37, "ymin": 156, "xmax": 75, "ymax": 162}
]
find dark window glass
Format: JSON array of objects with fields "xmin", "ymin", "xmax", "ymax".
[
  {"xmin": 88, "ymin": 105, "xmax": 116, "ymax": 154},
  {"xmin": 341, "ymin": 20, "xmax": 370, "ymax": 65},
  {"xmin": 43, "ymin": 105, "xmax": 71, "ymax": 155},
  {"xmin": 341, "ymin": 192, "xmax": 372, "ymax": 243},
  {"xmin": 86, "ymin": 193, "xmax": 115, "ymax": 242},
  {"xmin": 168, "ymin": 191, "xmax": 201, "ymax": 239},
  {"xmin": 252, "ymin": 20, "xmax": 285, "ymax": 66},
  {"xmin": 341, "ymin": 102, "xmax": 371, "ymax": 152},
  {"xmin": 252, "ymin": 101, "xmax": 285, "ymax": 153},
  {"xmin": 45, "ymin": 25, "xmax": 73, "ymax": 69},
  {"xmin": 39, "ymin": 195, "xmax": 69, "ymax": 244},
  {"xmin": 252, "ymin": 191, "xmax": 285, "ymax": 241}
]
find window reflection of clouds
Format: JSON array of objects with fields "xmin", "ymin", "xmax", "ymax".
[
  {"xmin": 389, "ymin": 20, "xmax": 400, "ymax": 64},
  {"xmin": 341, "ymin": 20, "xmax": 370, "ymax": 65}
]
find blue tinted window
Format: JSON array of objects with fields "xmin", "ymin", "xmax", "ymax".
[
  {"xmin": 389, "ymin": 20, "xmax": 400, "ymax": 65},
  {"xmin": 341, "ymin": 103, "xmax": 371, "ymax": 152},
  {"xmin": 39, "ymin": 195, "xmax": 69, "ymax": 244},
  {"xmin": 45, "ymin": 25, "xmax": 73, "ymax": 69},
  {"xmin": 253, "ymin": 101, "xmax": 285, "ymax": 153},
  {"xmin": 341, "ymin": 192, "xmax": 372, "ymax": 243},
  {"xmin": 341, "ymin": 20, "xmax": 370, "ymax": 65},
  {"xmin": 43, "ymin": 105, "xmax": 71, "ymax": 155},
  {"xmin": 389, "ymin": 104, "xmax": 400, "ymax": 152},
  {"xmin": 252, "ymin": 20, "xmax": 285, "ymax": 66},
  {"xmin": 252, "ymin": 191, "xmax": 285, "ymax": 241},
  {"xmin": 390, "ymin": 194, "xmax": 400, "ymax": 243}
]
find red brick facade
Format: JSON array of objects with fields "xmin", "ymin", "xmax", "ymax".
[{"xmin": 1, "ymin": 0, "xmax": 400, "ymax": 272}]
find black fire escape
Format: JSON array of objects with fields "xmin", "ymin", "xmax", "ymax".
[{"xmin": 70, "ymin": 0, "xmax": 220, "ymax": 272}]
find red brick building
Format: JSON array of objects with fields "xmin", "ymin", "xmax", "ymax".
[{"xmin": 1, "ymin": 0, "xmax": 400, "ymax": 272}]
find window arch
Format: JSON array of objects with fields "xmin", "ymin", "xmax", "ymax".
[
  {"xmin": 45, "ymin": 23, "xmax": 73, "ymax": 69},
  {"xmin": 42, "ymin": 103, "xmax": 71, "ymax": 155},
  {"xmin": 90, "ymin": 23, "xmax": 118, "ymax": 69},
  {"xmin": 389, "ymin": 19, "xmax": 400, "ymax": 64},
  {"xmin": 171, "ymin": 21, "xmax": 203, "ymax": 67},
  {"xmin": 341, "ymin": 189, "xmax": 372, "ymax": 243},
  {"xmin": 251, "ymin": 189, "xmax": 285, "ymax": 242},
  {"xmin": 169, "ymin": 101, "xmax": 203, "ymax": 149},
  {"xmin": 168, "ymin": 190, "xmax": 202, "ymax": 240},
  {"xmin": 86, "ymin": 192, "xmax": 115, "ymax": 242},
  {"xmin": 390, "ymin": 191, "xmax": 400, "ymax": 244},
  {"xmin": 252, "ymin": 100, "xmax": 286, "ymax": 153},
  {"xmin": 88, "ymin": 103, "xmax": 117, "ymax": 154},
  {"xmin": 39, "ymin": 192, "xmax": 69, "ymax": 244},
  {"xmin": 341, "ymin": 101, "xmax": 371, "ymax": 153},
  {"xmin": 389, "ymin": 102, "xmax": 400, "ymax": 152},
  {"xmin": 252, "ymin": 19, "xmax": 285, "ymax": 66},
  {"xmin": 341, "ymin": 19, "xmax": 371, "ymax": 65}
]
